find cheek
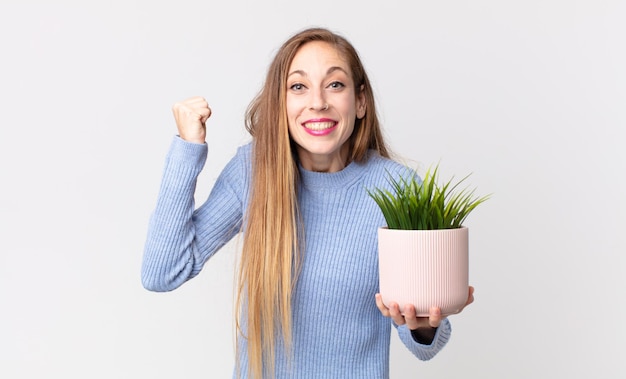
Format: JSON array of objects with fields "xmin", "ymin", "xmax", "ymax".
[
  {"xmin": 338, "ymin": 91, "xmax": 357, "ymax": 111},
  {"xmin": 286, "ymin": 96, "xmax": 303, "ymax": 121},
  {"xmin": 338, "ymin": 98, "xmax": 358, "ymax": 120}
]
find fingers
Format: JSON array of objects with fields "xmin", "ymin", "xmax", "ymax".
[
  {"xmin": 375, "ymin": 294, "xmax": 404, "ymax": 325},
  {"xmin": 183, "ymin": 96, "xmax": 212, "ymax": 121},
  {"xmin": 404, "ymin": 305, "xmax": 442, "ymax": 329},
  {"xmin": 387, "ymin": 302, "xmax": 407, "ymax": 327},
  {"xmin": 375, "ymin": 294, "xmax": 443, "ymax": 329},
  {"xmin": 172, "ymin": 96, "xmax": 212, "ymax": 143},
  {"xmin": 172, "ymin": 96, "xmax": 211, "ymax": 122},
  {"xmin": 466, "ymin": 286, "xmax": 475, "ymax": 307},
  {"xmin": 376, "ymin": 287, "xmax": 475, "ymax": 335},
  {"xmin": 402, "ymin": 304, "xmax": 418, "ymax": 329},
  {"xmin": 427, "ymin": 307, "xmax": 443, "ymax": 328},
  {"xmin": 374, "ymin": 294, "xmax": 389, "ymax": 316},
  {"xmin": 456, "ymin": 286, "xmax": 475, "ymax": 314},
  {"xmin": 376, "ymin": 294, "xmax": 414, "ymax": 328}
]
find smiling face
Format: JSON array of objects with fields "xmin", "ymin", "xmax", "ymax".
[{"xmin": 286, "ymin": 41, "xmax": 366, "ymax": 172}]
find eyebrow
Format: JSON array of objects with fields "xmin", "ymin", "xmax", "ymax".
[{"xmin": 287, "ymin": 66, "xmax": 349, "ymax": 78}]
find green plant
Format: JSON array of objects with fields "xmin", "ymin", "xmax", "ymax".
[{"xmin": 367, "ymin": 165, "xmax": 490, "ymax": 230}]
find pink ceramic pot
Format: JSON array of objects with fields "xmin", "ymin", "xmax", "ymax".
[{"xmin": 378, "ymin": 226, "xmax": 469, "ymax": 317}]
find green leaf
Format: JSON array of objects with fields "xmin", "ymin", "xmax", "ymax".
[{"xmin": 367, "ymin": 163, "xmax": 491, "ymax": 230}]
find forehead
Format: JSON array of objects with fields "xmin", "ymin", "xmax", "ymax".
[{"xmin": 289, "ymin": 41, "xmax": 350, "ymax": 72}]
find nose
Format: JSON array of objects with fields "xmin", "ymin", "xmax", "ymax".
[
  {"xmin": 309, "ymin": 87, "xmax": 328, "ymax": 111},
  {"xmin": 310, "ymin": 102, "xmax": 329, "ymax": 111}
]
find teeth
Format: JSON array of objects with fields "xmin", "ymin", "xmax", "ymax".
[{"xmin": 305, "ymin": 121, "xmax": 335, "ymax": 130}]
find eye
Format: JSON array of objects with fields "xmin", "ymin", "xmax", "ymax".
[
  {"xmin": 328, "ymin": 81, "xmax": 345, "ymax": 89},
  {"xmin": 290, "ymin": 83, "xmax": 306, "ymax": 91}
]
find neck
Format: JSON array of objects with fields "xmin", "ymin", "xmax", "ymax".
[{"xmin": 296, "ymin": 145, "xmax": 350, "ymax": 173}]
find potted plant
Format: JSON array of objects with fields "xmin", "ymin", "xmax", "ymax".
[{"xmin": 368, "ymin": 165, "xmax": 490, "ymax": 317}]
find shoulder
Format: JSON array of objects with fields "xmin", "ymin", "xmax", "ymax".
[
  {"xmin": 229, "ymin": 140, "xmax": 252, "ymax": 162},
  {"xmin": 364, "ymin": 150, "xmax": 416, "ymax": 176},
  {"xmin": 236, "ymin": 141, "xmax": 253, "ymax": 156},
  {"xmin": 216, "ymin": 141, "xmax": 253, "ymax": 185},
  {"xmin": 226, "ymin": 141, "xmax": 253, "ymax": 169},
  {"xmin": 366, "ymin": 151, "xmax": 409, "ymax": 171},
  {"xmin": 359, "ymin": 150, "xmax": 420, "ymax": 191}
]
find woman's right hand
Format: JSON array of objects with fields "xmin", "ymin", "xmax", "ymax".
[{"xmin": 172, "ymin": 96, "xmax": 212, "ymax": 144}]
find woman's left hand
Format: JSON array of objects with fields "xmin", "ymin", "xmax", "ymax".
[{"xmin": 375, "ymin": 286, "xmax": 475, "ymax": 329}]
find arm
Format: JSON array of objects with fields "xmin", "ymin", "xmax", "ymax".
[
  {"xmin": 141, "ymin": 137, "xmax": 245, "ymax": 292},
  {"xmin": 141, "ymin": 96, "xmax": 245, "ymax": 292}
]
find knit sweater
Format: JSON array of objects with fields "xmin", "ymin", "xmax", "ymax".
[{"xmin": 142, "ymin": 136, "xmax": 452, "ymax": 378}]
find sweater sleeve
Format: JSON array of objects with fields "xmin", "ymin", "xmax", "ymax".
[
  {"xmin": 394, "ymin": 318, "xmax": 451, "ymax": 360},
  {"xmin": 141, "ymin": 136, "xmax": 245, "ymax": 292}
]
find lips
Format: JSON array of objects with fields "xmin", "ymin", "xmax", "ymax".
[{"xmin": 302, "ymin": 118, "xmax": 337, "ymax": 136}]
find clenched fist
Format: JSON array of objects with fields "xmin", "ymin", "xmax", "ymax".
[{"xmin": 172, "ymin": 96, "xmax": 212, "ymax": 144}]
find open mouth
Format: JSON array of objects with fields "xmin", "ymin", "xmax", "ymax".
[{"xmin": 303, "ymin": 121, "xmax": 336, "ymax": 131}]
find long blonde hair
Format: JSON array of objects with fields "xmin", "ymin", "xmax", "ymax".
[{"xmin": 238, "ymin": 27, "xmax": 390, "ymax": 378}]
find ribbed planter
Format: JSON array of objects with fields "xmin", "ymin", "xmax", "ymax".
[{"xmin": 378, "ymin": 226, "xmax": 469, "ymax": 317}]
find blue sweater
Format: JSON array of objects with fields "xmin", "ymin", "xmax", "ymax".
[{"xmin": 142, "ymin": 137, "xmax": 451, "ymax": 378}]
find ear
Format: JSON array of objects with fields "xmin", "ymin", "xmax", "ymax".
[{"xmin": 356, "ymin": 85, "xmax": 367, "ymax": 119}]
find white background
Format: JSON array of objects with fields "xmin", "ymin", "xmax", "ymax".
[{"xmin": 1, "ymin": 1, "xmax": 624, "ymax": 378}]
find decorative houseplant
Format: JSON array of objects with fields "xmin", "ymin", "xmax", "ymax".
[{"xmin": 368, "ymin": 165, "xmax": 490, "ymax": 317}]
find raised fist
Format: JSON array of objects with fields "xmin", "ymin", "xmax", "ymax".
[{"xmin": 171, "ymin": 96, "xmax": 212, "ymax": 144}]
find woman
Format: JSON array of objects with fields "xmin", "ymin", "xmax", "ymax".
[{"xmin": 142, "ymin": 27, "xmax": 473, "ymax": 378}]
